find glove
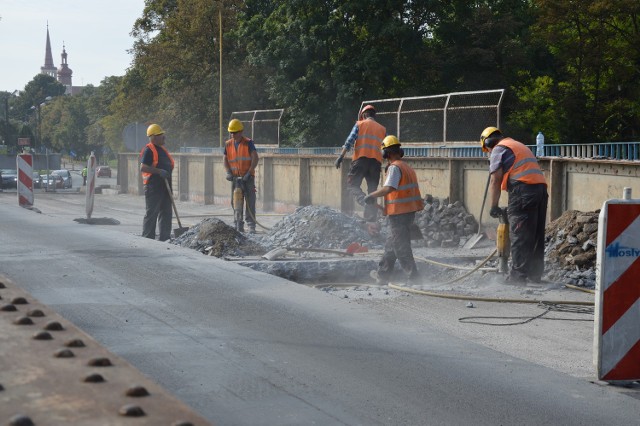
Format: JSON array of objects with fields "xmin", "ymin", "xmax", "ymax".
[
  {"xmin": 334, "ymin": 155, "xmax": 344, "ymax": 169},
  {"xmin": 489, "ymin": 206, "xmax": 502, "ymax": 218},
  {"xmin": 242, "ymin": 172, "xmax": 251, "ymax": 182},
  {"xmin": 157, "ymin": 169, "xmax": 170, "ymax": 179},
  {"xmin": 225, "ymin": 172, "xmax": 233, "ymax": 182},
  {"xmin": 363, "ymin": 194, "xmax": 376, "ymax": 205}
]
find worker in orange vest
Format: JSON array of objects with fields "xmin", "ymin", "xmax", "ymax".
[
  {"xmin": 335, "ymin": 104, "xmax": 386, "ymax": 224},
  {"xmin": 480, "ymin": 126, "xmax": 548, "ymax": 283},
  {"xmin": 140, "ymin": 123, "xmax": 174, "ymax": 241},
  {"xmin": 363, "ymin": 136, "xmax": 424, "ymax": 285},
  {"xmin": 224, "ymin": 119, "xmax": 259, "ymax": 233}
]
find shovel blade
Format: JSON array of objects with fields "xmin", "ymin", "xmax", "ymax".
[
  {"xmin": 463, "ymin": 232, "xmax": 484, "ymax": 249},
  {"xmin": 173, "ymin": 227, "xmax": 189, "ymax": 238}
]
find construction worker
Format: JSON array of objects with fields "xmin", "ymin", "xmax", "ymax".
[
  {"xmin": 81, "ymin": 166, "xmax": 87, "ymax": 186},
  {"xmin": 480, "ymin": 126, "xmax": 548, "ymax": 283},
  {"xmin": 224, "ymin": 118, "xmax": 259, "ymax": 233},
  {"xmin": 364, "ymin": 136, "xmax": 424, "ymax": 285},
  {"xmin": 140, "ymin": 123, "xmax": 174, "ymax": 241},
  {"xmin": 335, "ymin": 104, "xmax": 386, "ymax": 223}
]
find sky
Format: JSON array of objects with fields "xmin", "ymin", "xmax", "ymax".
[{"xmin": 0, "ymin": 0, "xmax": 146, "ymax": 92}]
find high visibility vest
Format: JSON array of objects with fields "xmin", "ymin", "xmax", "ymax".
[
  {"xmin": 497, "ymin": 138, "xmax": 547, "ymax": 191},
  {"xmin": 226, "ymin": 137, "xmax": 255, "ymax": 176},
  {"xmin": 141, "ymin": 142, "xmax": 174, "ymax": 185},
  {"xmin": 353, "ymin": 119, "xmax": 385, "ymax": 162},
  {"xmin": 384, "ymin": 160, "xmax": 424, "ymax": 216}
]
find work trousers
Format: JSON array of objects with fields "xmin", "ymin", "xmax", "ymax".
[
  {"xmin": 347, "ymin": 157, "xmax": 381, "ymax": 222},
  {"xmin": 232, "ymin": 176, "xmax": 256, "ymax": 231},
  {"xmin": 142, "ymin": 180, "xmax": 173, "ymax": 241},
  {"xmin": 377, "ymin": 212, "xmax": 419, "ymax": 281},
  {"xmin": 507, "ymin": 183, "xmax": 548, "ymax": 282}
]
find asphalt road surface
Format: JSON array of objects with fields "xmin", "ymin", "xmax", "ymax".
[{"xmin": 0, "ymin": 191, "xmax": 639, "ymax": 425}]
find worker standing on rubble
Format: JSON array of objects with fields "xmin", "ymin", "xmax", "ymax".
[
  {"xmin": 224, "ymin": 118, "xmax": 259, "ymax": 233},
  {"xmin": 480, "ymin": 126, "xmax": 548, "ymax": 283},
  {"xmin": 335, "ymin": 104, "xmax": 386, "ymax": 224},
  {"xmin": 140, "ymin": 123, "xmax": 174, "ymax": 241},
  {"xmin": 363, "ymin": 136, "xmax": 424, "ymax": 285}
]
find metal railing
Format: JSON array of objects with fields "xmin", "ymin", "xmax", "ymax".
[{"xmin": 179, "ymin": 142, "xmax": 640, "ymax": 160}]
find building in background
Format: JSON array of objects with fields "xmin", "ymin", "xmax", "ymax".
[{"xmin": 41, "ymin": 25, "xmax": 84, "ymax": 95}]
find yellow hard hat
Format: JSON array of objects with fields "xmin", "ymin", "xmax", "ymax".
[
  {"xmin": 480, "ymin": 126, "xmax": 500, "ymax": 152},
  {"xmin": 146, "ymin": 123, "xmax": 164, "ymax": 137},
  {"xmin": 228, "ymin": 119, "xmax": 244, "ymax": 133},
  {"xmin": 382, "ymin": 135, "xmax": 401, "ymax": 149}
]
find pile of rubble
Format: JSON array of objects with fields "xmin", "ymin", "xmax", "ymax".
[
  {"xmin": 415, "ymin": 195, "xmax": 478, "ymax": 248},
  {"xmin": 258, "ymin": 205, "xmax": 383, "ymax": 251},
  {"xmin": 544, "ymin": 210, "xmax": 598, "ymax": 288},
  {"xmin": 172, "ymin": 218, "xmax": 266, "ymax": 258}
]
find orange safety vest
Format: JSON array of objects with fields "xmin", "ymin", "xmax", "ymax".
[
  {"xmin": 141, "ymin": 142, "xmax": 174, "ymax": 185},
  {"xmin": 353, "ymin": 119, "xmax": 385, "ymax": 162},
  {"xmin": 225, "ymin": 137, "xmax": 255, "ymax": 176},
  {"xmin": 497, "ymin": 138, "xmax": 547, "ymax": 191},
  {"xmin": 384, "ymin": 160, "xmax": 424, "ymax": 216}
]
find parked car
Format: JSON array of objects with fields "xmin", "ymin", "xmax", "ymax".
[
  {"xmin": 51, "ymin": 169, "xmax": 72, "ymax": 189},
  {"xmin": 41, "ymin": 174, "xmax": 64, "ymax": 189},
  {"xmin": 0, "ymin": 169, "xmax": 18, "ymax": 189},
  {"xmin": 33, "ymin": 172, "xmax": 43, "ymax": 189},
  {"xmin": 96, "ymin": 165, "xmax": 112, "ymax": 178}
]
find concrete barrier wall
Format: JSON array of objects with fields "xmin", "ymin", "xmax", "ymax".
[{"xmin": 120, "ymin": 152, "xmax": 640, "ymax": 223}]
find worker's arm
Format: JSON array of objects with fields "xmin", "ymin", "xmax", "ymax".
[
  {"xmin": 366, "ymin": 185, "xmax": 394, "ymax": 199},
  {"xmin": 223, "ymin": 154, "xmax": 231, "ymax": 173},
  {"xmin": 488, "ymin": 168, "xmax": 503, "ymax": 208},
  {"xmin": 140, "ymin": 163, "xmax": 167, "ymax": 176},
  {"xmin": 249, "ymin": 150, "xmax": 259, "ymax": 174}
]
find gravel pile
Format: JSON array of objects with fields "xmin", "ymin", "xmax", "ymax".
[
  {"xmin": 171, "ymin": 218, "xmax": 266, "ymax": 257},
  {"xmin": 258, "ymin": 205, "xmax": 384, "ymax": 251},
  {"xmin": 415, "ymin": 195, "xmax": 479, "ymax": 248},
  {"xmin": 544, "ymin": 210, "xmax": 599, "ymax": 288}
]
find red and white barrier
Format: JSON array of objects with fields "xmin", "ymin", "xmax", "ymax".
[
  {"xmin": 85, "ymin": 152, "xmax": 96, "ymax": 219},
  {"xmin": 17, "ymin": 154, "xmax": 34, "ymax": 208},
  {"xmin": 595, "ymin": 187, "xmax": 640, "ymax": 382}
]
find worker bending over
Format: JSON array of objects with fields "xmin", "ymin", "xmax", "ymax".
[
  {"xmin": 224, "ymin": 119, "xmax": 259, "ymax": 233},
  {"xmin": 480, "ymin": 126, "xmax": 548, "ymax": 283},
  {"xmin": 335, "ymin": 104, "xmax": 386, "ymax": 223},
  {"xmin": 364, "ymin": 136, "xmax": 424, "ymax": 285}
]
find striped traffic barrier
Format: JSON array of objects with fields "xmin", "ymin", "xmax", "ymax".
[
  {"xmin": 17, "ymin": 154, "xmax": 34, "ymax": 208},
  {"xmin": 85, "ymin": 152, "xmax": 96, "ymax": 219},
  {"xmin": 595, "ymin": 187, "xmax": 640, "ymax": 382}
]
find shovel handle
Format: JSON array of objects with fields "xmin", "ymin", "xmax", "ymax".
[{"xmin": 164, "ymin": 178, "xmax": 184, "ymax": 228}]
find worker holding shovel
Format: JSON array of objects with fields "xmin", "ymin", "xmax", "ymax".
[
  {"xmin": 224, "ymin": 119, "xmax": 259, "ymax": 233},
  {"xmin": 363, "ymin": 136, "xmax": 424, "ymax": 285},
  {"xmin": 140, "ymin": 123, "xmax": 174, "ymax": 241}
]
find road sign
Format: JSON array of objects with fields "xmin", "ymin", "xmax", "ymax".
[
  {"xmin": 595, "ymin": 188, "xmax": 640, "ymax": 382},
  {"xmin": 17, "ymin": 154, "xmax": 34, "ymax": 207},
  {"xmin": 18, "ymin": 138, "xmax": 30, "ymax": 146}
]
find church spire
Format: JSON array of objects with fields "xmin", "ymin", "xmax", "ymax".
[{"xmin": 41, "ymin": 23, "xmax": 58, "ymax": 79}]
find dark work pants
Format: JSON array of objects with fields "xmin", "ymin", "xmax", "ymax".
[
  {"xmin": 347, "ymin": 157, "xmax": 381, "ymax": 222},
  {"xmin": 142, "ymin": 181, "xmax": 173, "ymax": 241},
  {"xmin": 232, "ymin": 176, "xmax": 256, "ymax": 231},
  {"xmin": 377, "ymin": 212, "xmax": 419, "ymax": 281},
  {"xmin": 507, "ymin": 183, "xmax": 548, "ymax": 282}
]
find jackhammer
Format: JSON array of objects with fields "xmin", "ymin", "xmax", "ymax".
[
  {"xmin": 232, "ymin": 177, "xmax": 245, "ymax": 232},
  {"xmin": 496, "ymin": 207, "xmax": 510, "ymax": 274}
]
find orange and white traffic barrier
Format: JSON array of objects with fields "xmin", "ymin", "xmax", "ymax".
[
  {"xmin": 17, "ymin": 154, "xmax": 34, "ymax": 208},
  {"xmin": 85, "ymin": 152, "xmax": 96, "ymax": 219},
  {"xmin": 595, "ymin": 187, "xmax": 640, "ymax": 382}
]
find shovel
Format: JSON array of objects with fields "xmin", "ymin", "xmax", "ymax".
[
  {"xmin": 164, "ymin": 179, "xmax": 189, "ymax": 238},
  {"xmin": 463, "ymin": 174, "xmax": 490, "ymax": 249}
]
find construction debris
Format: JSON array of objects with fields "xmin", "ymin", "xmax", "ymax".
[
  {"xmin": 257, "ymin": 205, "xmax": 384, "ymax": 251},
  {"xmin": 544, "ymin": 210, "xmax": 599, "ymax": 288},
  {"xmin": 172, "ymin": 218, "xmax": 266, "ymax": 257},
  {"xmin": 415, "ymin": 195, "xmax": 479, "ymax": 248}
]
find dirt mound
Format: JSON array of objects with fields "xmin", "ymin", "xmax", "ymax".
[{"xmin": 171, "ymin": 218, "xmax": 266, "ymax": 257}]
